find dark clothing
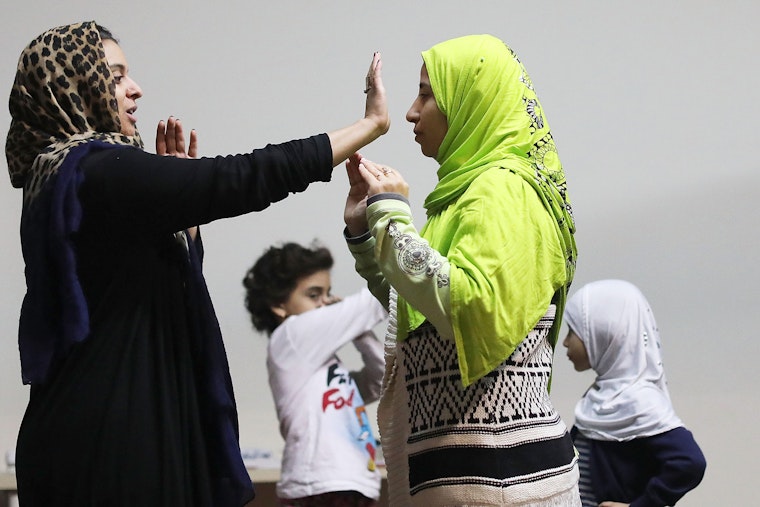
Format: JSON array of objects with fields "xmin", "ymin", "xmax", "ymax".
[
  {"xmin": 571, "ymin": 425, "xmax": 706, "ymax": 507},
  {"xmin": 279, "ymin": 491, "xmax": 378, "ymax": 507},
  {"xmin": 15, "ymin": 135, "xmax": 332, "ymax": 507}
]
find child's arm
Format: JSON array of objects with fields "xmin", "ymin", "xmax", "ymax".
[
  {"xmin": 349, "ymin": 331, "xmax": 384, "ymax": 403},
  {"xmin": 628, "ymin": 427, "xmax": 706, "ymax": 507},
  {"xmin": 269, "ymin": 288, "xmax": 387, "ymax": 371}
]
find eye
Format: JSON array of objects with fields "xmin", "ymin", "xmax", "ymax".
[{"xmin": 113, "ymin": 74, "xmax": 124, "ymax": 84}]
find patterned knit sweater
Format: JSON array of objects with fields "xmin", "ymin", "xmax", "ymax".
[
  {"xmin": 379, "ymin": 298, "xmax": 579, "ymax": 506},
  {"xmin": 346, "ymin": 193, "xmax": 581, "ymax": 505}
]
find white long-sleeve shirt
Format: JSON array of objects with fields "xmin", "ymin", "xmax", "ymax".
[{"xmin": 267, "ymin": 288, "xmax": 387, "ymax": 500}]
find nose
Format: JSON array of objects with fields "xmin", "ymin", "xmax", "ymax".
[
  {"xmin": 126, "ymin": 77, "xmax": 143, "ymax": 99},
  {"xmin": 561, "ymin": 334, "xmax": 569, "ymax": 348},
  {"xmin": 406, "ymin": 100, "xmax": 419, "ymax": 124}
]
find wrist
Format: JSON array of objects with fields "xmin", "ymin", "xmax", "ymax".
[
  {"xmin": 343, "ymin": 226, "xmax": 371, "ymax": 245},
  {"xmin": 360, "ymin": 116, "xmax": 387, "ymax": 141},
  {"xmin": 345, "ymin": 222, "xmax": 369, "ymax": 237}
]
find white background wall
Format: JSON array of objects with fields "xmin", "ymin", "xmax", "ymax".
[{"xmin": 1, "ymin": 1, "xmax": 757, "ymax": 504}]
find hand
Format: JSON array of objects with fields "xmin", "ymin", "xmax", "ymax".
[
  {"xmin": 364, "ymin": 52, "xmax": 390, "ymax": 137},
  {"xmin": 357, "ymin": 157, "xmax": 409, "ymax": 199},
  {"xmin": 599, "ymin": 502, "xmax": 629, "ymax": 507},
  {"xmin": 324, "ymin": 294, "xmax": 342, "ymax": 306},
  {"xmin": 156, "ymin": 116, "xmax": 198, "ymax": 158},
  {"xmin": 327, "ymin": 52, "xmax": 390, "ymax": 166},
  {"xmin": 344, "ymin": 153, "xmax": 371, "ymax": 236}
]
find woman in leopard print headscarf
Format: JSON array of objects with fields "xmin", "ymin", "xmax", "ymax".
[
  {"xmin": 6, "ymin": 20, "xmax": 389, "ymax": 507},
  {"xmin": 6, "ymin": 23, "xmax": 143, "ymax": 195}
]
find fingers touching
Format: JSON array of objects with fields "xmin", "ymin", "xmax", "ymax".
[{"xmin": 355, "ymin": 157, "xmax": 409, "ymax": 198}]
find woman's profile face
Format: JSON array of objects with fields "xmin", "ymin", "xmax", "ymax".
[
  {"xmin": 406, "ymin": 64, "xmax": 448, "ymax": 159},
  {"xmin": 102, "ymin": 39, "xmax": 142, "ymax": 136}
]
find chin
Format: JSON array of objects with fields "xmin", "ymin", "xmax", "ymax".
[{"xmin": 119, "ymin": 118, "xmax": 136, "ymax": 136}]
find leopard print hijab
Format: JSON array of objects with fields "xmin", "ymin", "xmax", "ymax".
[{"xmin": 6, "ymin": 21, "xmax": 143, "ymax": 199}]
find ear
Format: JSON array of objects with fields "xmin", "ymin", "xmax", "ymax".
[{"xmin": 271, "ymin": 305, "xmax": 288, "ymax": 320}]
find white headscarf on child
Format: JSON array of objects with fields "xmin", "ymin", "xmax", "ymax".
[{"xmin": 563, "ymin": 279, "xmax": 683, "ymax": 441}]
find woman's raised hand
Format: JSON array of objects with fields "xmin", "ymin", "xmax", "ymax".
[
  {"xmin": 344, "ymin": 154, "xmax": 409, "ymax": 236},
  {"xmin": 344, "ymin": 153, "xmax": 370, "ymax": 236},
  {"xmin": 156, "ymin": 117, "xmax": 198, "ymax": 158},
  {"xmin": 327, "ymin": 53, "xmax": 390, "ymax": 166},
  {"xmin": 363, "ymin": 52, "xmax": 390, "ymax": 137}
]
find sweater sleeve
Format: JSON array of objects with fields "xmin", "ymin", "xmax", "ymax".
[
  {"xmin": 629, "ymin": 427, "xmax": 707, "ymax": 507},
  {"xmin": 345, "ymin": 228, "xmax": 390, "ymax": 310},
  {"xmin": 364, "ymin": 193, "xmax": 454, "ymax": 340},
  {"xmin": 78, "ymin": 134, "xmax": 332, "ymax": 235}
]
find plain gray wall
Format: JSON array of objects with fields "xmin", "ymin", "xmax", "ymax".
[{"xmin": 1, "ymin": 1, "xmax": 757, "ymax": 504}]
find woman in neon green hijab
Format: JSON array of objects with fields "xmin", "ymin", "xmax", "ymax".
[{"xmin": 344, "ymin": 34, "xmax": 580, "ymax": 506}]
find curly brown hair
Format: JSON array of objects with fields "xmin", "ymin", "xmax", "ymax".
[{"xmin": 242, "ymin": 241, "xmax": 333, "ymax": 334}]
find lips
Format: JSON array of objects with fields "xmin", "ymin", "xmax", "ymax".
[{"xmin": 126, "ymin": 105, "xmax": 138, "ymax": 124}]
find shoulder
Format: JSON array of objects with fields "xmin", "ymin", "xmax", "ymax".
[
  {"xmin": 457, "ymin": 167, "xmax": 557, "ymax": 231},
  {"xmin": 79, "ymin": 145, "xmax": 157, "ymax": 186},
  {"xmin": 646, "ymin": 426, "xmax": 706, "ymax": 456},
  {"xmin": 80, "ymin": 144, "xmax": 144, "ymax": 168},
  {"xmin": 463, "ymin": 167, "xmax": 541, "ymax": 207},
  {"xmin": 644, "ymin": 426, "xmax": 700, "ymax": 445}
]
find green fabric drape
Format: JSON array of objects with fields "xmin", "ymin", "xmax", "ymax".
[{"xmin": 397, "ymin": 34, "xmax": 577, "ymax": 386}]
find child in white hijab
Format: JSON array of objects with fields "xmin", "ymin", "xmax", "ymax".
[{"xmin": 563, "ymin": 279, "xmax": 706, "ymax": 507}]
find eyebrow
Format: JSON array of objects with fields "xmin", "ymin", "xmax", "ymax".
[{"xmin": 109, "ymin": 63, "xmax": 126, "ymax": 73}]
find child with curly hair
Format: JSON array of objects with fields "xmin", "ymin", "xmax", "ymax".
[{"xmin": 243, "ymin": 242, "xmax": 387, "ymax": 507}]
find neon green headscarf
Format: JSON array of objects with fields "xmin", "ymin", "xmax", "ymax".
[{"xmin": 397, "ymin": 34, "xmax": 577, "ymax": 386}]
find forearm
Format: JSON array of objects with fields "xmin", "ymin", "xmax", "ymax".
[
  {"xmin": 346, "ymin": 230, "xmax": 390, "ymax": 309},
  {"xmin": 351, "ymin": 331, "xmax": 385, "ymax": 403},
  {"xmin": 79, "ymin": 136, "xmax": 332, "ymax": 234},
  {"xmin": 271, "ymin": 288, "xmax": 387, "ymax": 370},
  {"xmin": 327, "ymin": 118, "xmax": 385, "ymax": 167},
  {"xmin": 366, "ymin": 193, "xmax": 453, "ymax": 339}
]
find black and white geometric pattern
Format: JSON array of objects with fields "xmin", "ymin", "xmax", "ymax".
[
  {"xmin": 402, "ymin": 314, "xmax": 557, "ymax": 438},
  {"xmin": 396, "ymin": 309, "xmax": 580, "ymax": 503}
]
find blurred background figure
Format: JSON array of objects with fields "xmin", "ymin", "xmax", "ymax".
[
  {"xmin": 243, "ymin": 241, "xmax": 386, "ymax": 507},
  {"xmin": 563, "ymin": 279, "xmax": 706, "ymax": 507}
]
